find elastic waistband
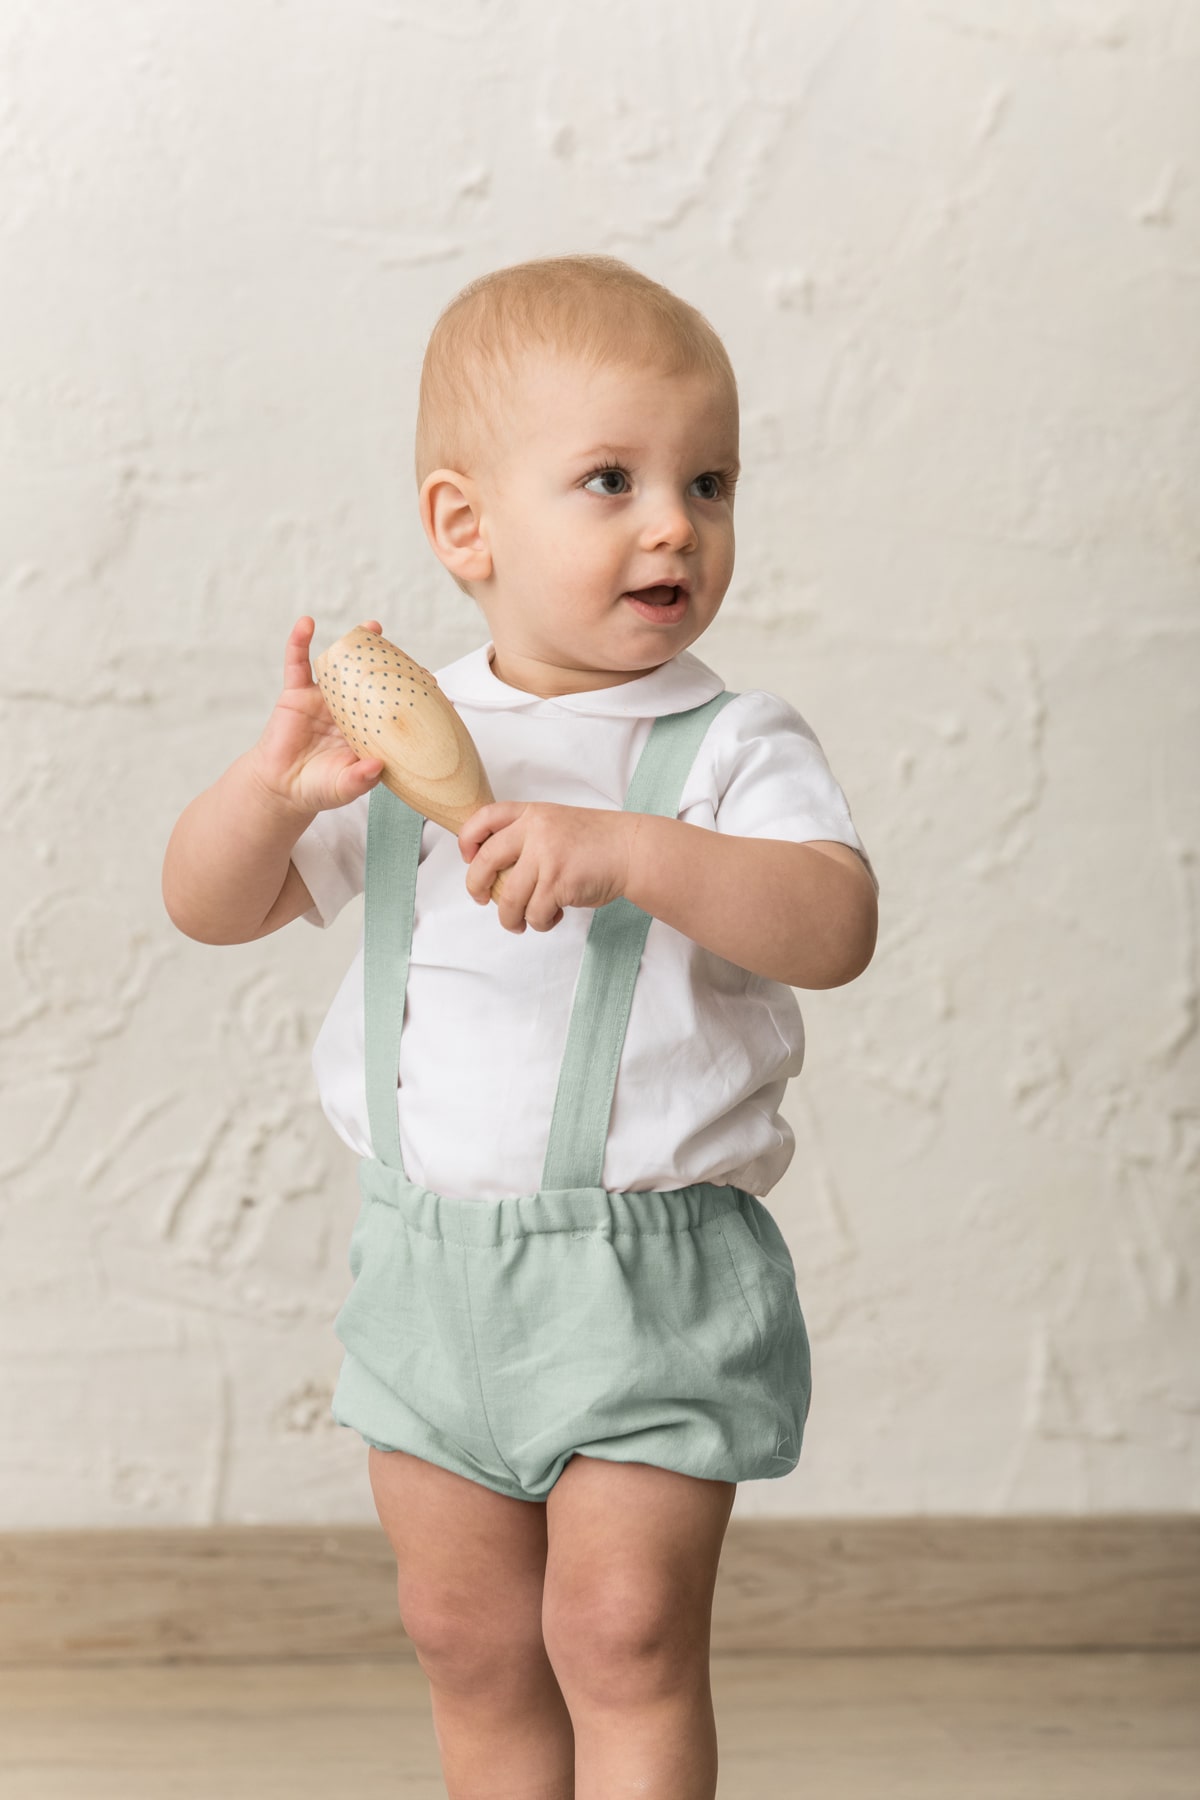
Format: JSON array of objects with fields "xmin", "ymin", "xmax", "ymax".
[{"xmin": 358, "ymin": 1157, "xmax": 748, "ymax": 1247}]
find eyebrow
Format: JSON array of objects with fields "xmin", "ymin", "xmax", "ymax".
[{"xmin": 573, "ymin": 443, "xmax": 741, "ymax": 474}]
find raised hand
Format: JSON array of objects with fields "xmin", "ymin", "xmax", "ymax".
[{"xmin": 248, "ymin": 615, "xmax": 387, "ymax": 817}]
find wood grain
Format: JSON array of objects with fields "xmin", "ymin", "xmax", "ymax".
[
  {"xmin": 313, "ymin": 624, "xmax": 508, "ymax": 898},
  {"xmin": 1, "ymin": 1517, "xmax": 1196, "ymax": 1668},
  {"xmin": 1, "ymin": 1652, "xmax": 1197, "ymax": 1798}
]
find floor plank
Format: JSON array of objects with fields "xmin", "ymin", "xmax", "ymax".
[{"xmin": 0, "ymin": 1651, "xmax": 1195, "ymax": 1798}]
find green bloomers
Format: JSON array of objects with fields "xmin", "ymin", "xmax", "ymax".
[{"xmin": 331, "ymin": 688, "xmax": 812, "ymax": 1500}]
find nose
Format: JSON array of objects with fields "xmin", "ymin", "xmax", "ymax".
[{"xmin": 641, "ymin": 496, "xmax": 698, "ymax": 554}]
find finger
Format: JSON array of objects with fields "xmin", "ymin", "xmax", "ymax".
[
  {"xmin": 500, "ymin": 905, "xmax": 531, "ymax": 934},
  {"xmin": 284, "ymin": 616, "xmax": 317, "ymax": 690},
  {"xmin": 334, "ymin": 755, "xmax": 383, "ymax": 804},
  {"xmin": 459, "ymin": 803, "xmax": 520, "ymax": 858},
  {"xmin": 528, "ymin": 902, "xmax": 564, "ymax": 932},
  {"xmin": 525, "ymin": 884, "xmax": 565, "ymax": 933},
  {"xmin": 466, "ymin": 841, "xmax": 508, "ymax": 903},
  {"xmin": 359, "ymin": 619, "xmax": 383, "ymax": 636},
  {"xmin": 495, "ymin": 864, "xmax": 536, "ymax": 933},
  {"xmin": 465, "ymin": 824, "xmax": 519, "ymax": 904}
]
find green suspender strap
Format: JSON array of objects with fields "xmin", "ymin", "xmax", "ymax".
[
  {"xmin": 362, "ymin": 688, "xmax": 740, "ymax": 1186},
  {"xmin": 542, "ymin": 688, "xmax": 739, "ymax": 1190},
  {"xmin": 362, "ymin": 780, "xmax": 421, "ymax": 1172}
]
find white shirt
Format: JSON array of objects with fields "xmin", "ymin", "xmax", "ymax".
[{"xmin": 291, "ymin": 640, "xmax": 879, "ymax": 1201}]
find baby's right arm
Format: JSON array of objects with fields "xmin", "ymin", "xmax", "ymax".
[{"xmin": 161, "ymin": 616, "xmax": 385, "ymax": 945}]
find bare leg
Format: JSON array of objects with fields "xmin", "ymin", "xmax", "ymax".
[
  {"xmin": 368, "ymin": 1446, "xmax": 575, "ymax": 1798},
  {"xmin": 541, "ymin": 1455, "xmax": 736, "ymax": 1799}
]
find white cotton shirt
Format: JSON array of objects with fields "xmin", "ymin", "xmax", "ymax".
[{"xmin": 290, "ymin": 639, "xmax": 879, "ymax": 1202}]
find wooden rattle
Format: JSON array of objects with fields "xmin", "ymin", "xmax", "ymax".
[{"xmin": 312, "ymin": 625, "xmax": 509, "ymax": 902}]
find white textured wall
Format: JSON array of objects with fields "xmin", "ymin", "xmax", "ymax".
[{"xmin": 2, "ymin": 1, "xmax": 1196, "ymax": 1527}]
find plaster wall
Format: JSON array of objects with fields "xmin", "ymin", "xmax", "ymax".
[{"xmin": 1, "ymin": 0, "xmax": 1196, "ymax": 1523}]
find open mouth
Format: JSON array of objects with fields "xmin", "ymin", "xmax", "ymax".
[{"xmin": 623, "ymin": 584, "xmax": 688, "ymax": 621}]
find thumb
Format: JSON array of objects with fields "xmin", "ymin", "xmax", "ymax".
[{"xmin": 347, "ymin": 756, "xmax": 384, "ymax": 796}]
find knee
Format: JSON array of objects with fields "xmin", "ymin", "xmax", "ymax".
[
  {"xmin": 542, "ymin": 1578, "xmax": 705, "ymax": 1708},
  {"xmin": 399, "ymin": 1586, "xmax": 545, "ymax": 1697}
]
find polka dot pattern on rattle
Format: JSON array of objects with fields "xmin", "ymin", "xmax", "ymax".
[
  {"xmin": 310, "ymin": 624, "xmax": 496, "ymax": 838},
  {"xmin": 315, "ymin": 630, "xmax": 435, "ymax": 752}
]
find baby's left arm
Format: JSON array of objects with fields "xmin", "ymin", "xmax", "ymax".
[{"xmin": 623, "ymin": 816, "xmax": 877, "ymax": 989}]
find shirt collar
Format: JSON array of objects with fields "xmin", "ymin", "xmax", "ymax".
[{"xmin": 434, "ymin": 640, "xmax": 726, "ymax": 719}]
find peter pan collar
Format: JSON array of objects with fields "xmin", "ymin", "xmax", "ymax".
[{"xmin": 435, "ymin": 640, "xmax": 727, "ymax": 720}]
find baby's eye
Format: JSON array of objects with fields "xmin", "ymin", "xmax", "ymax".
[
  {"xmin": 581, "ymin": 464, "xmax": 731, "ymax": 500},
  {"xmin": 583, "ymin": 464, "xmax": 632, "ymax": 497}
]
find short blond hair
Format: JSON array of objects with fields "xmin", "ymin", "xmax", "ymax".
[{"xmin": 414, "ymin": 252, "xmax": 738, "ymax": 597}]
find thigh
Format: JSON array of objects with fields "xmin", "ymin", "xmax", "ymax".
[
  {"xmin": 541, "ymin": 1454, "xmax": 735, "ymax": 1667},
  {"xmin": 368, "ymin": 1446, "xmax": 550, "ymax": 1665}
]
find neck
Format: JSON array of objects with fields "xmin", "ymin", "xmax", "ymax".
[{"xmin": 487, "ymin": 644, "xmax": 668, "ymax": 698}]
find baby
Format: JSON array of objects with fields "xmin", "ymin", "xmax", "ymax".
[{"xmin": 162, "ymin": 253, "xmax": 879, "ymax": 1799}]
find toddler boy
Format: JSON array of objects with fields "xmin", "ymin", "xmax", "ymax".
[{"xmin": 162, "ymin": 252, "xmax": 879, "ymax": 1798}]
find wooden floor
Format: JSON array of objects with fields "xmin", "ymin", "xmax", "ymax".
[{"xmin": 1, "ymin": 1651, "xmax": 1196, "ymax": 1798}]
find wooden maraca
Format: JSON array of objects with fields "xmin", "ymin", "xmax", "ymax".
[{"xmin": 313, "ymin": 625, "xmax": 509, "ymax": 901}]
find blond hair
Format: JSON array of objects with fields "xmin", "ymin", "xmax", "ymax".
[{"xmin": 414, "ymin": 253, "xmax": 738, "ymax": 597}]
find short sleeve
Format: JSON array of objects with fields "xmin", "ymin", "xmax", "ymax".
[
  {"xmin": 697, "ymin": 690, "xmax": 879, "ymax": 896},
  {"xmin": 289, "ymin": 792, "xmax": 370, "ymax": 927}
]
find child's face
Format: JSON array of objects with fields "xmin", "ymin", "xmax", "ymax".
[{"xmin": 420, "ymin": 354, "xmax": 739, "ymax": 695}]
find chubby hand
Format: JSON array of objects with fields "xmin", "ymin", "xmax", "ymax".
[{"xmin": 458, "ymin": 801, "xmax": 641, "ymax": 934}]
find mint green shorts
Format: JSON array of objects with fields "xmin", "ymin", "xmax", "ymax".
[{"xmin": 330, "ymin": 1159, "xmax": 812, "ymax": 1502}]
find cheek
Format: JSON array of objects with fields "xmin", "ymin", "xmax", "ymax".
[{"xmin": 546, "ymin": 536, "xmax": 618, "ymax": 599}]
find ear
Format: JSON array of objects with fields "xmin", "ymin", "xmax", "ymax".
[{"xmin": 419, "ymin": 468, "xmax": 494, "ymax": 586}]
